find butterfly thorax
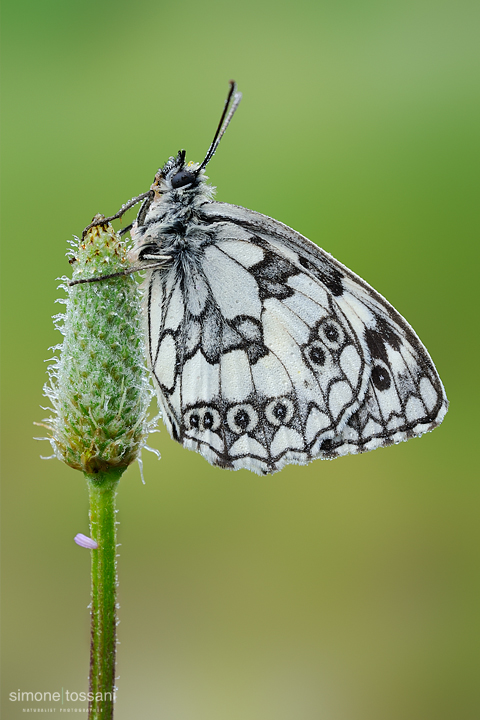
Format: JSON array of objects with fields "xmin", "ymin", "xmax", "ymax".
[{"xmin": 130, "ymin": 152, "xmax": 216, "ymax": 264}]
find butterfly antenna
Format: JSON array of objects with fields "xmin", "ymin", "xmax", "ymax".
[{"xmin": 198, "ymin": 80, "xmax": 242, "ymax": 173}]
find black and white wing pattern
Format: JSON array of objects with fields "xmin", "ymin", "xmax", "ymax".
[{"xmin": 141, "ymin": 201, "xmax": 447, "ymax": 475}]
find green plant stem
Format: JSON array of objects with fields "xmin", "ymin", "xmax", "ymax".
[{"xmin": 86, "ymin": 468, "xmax": 125, "ymax": 720}]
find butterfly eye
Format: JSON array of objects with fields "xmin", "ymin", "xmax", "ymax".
[{"xmin": 171, "ymin": 169, "xmax": 196, "ymax": 189}]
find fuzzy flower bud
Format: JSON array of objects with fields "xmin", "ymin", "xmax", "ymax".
[{"xmin": 42, "ymin": 216, "xmax": 154, "ymax": 476}]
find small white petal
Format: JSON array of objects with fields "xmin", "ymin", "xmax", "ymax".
[{"xmin": 74, "ymin": 533, "xmax": 98, "ymax": 549}]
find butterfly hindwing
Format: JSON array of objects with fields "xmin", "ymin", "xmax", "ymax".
[{"xmin": 142, "ymin": 201, "xmax": 447, "ymax": 474}]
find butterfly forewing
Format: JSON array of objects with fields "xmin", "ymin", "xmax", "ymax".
[{"xmin": 138, "ymin": 195, "xmax": 447, "ymax": 475}]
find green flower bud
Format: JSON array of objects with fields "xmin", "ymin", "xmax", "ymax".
[{"xmin": 42, "ymin": 216, "xmax": 155, "ymax": 476}]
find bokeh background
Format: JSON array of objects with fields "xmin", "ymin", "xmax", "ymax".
[{"xmin": 2, "ymin": 0, "xmax": 479, "ymax": 718}]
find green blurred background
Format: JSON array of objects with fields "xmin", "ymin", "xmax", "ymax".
[{"xmin": 2, "ymin": 0, "xmax": 479, "ymax": 718}]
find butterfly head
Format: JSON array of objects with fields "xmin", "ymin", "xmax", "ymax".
[
  {"xmin": 132, "ymin": 150, "xmax": 213, "ymax": 236},
  {"xmin": 152, "ymin": 150, "xmax": 204, "ymax": 196}
]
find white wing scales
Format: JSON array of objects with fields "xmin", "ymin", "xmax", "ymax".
[{"xmin": 143, "ymin": 201, "xmax": 447, "ymax": 475}]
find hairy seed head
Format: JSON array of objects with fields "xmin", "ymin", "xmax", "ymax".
[{"xmin": 41, "ymin": 217, "xmax": 154, "ymax": 475}]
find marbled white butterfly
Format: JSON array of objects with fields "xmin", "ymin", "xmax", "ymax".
[{"xmin": 83, "ymin": 82, "xmax": 449, "ymax": 475}]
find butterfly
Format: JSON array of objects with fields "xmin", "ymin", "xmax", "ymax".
[{"xmin": 102, "ymin": 81, "xmax": 449, "ymax": 475}]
